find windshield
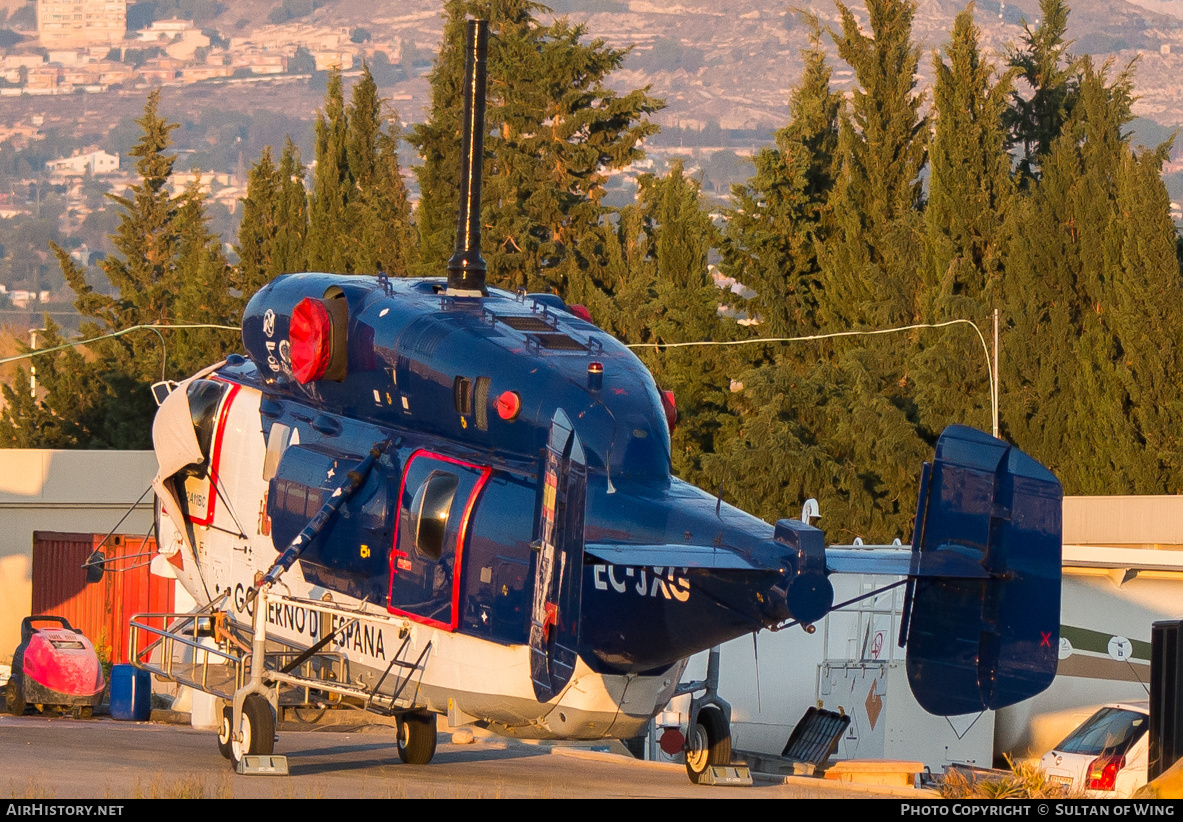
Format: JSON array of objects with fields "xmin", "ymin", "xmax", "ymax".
[{"xmin": 1055, "ymin": 707, "xmax": 1148, "ymax": 757}]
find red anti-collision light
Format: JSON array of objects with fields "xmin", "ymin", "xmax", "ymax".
[
  {"xmin": 495, "ymin": 390, "xmax": 521, "ymax": 421},
  {"xmin": 660, "ymin": 389, "xmax": 678, "ymax": 432},
  {"xmin": 290, "ymin": 297, "xmax": 333, "ymax": 383},
  {"xmin": 570, "ymin": 304, "xmax": 593, "ymax": 323}
]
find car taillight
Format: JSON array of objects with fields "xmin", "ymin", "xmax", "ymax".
[{"xmin": 1088, "ymin": 755, "xmax": 1125, "ymax": 790}]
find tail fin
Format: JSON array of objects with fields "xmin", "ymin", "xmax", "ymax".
[{"xmin": 901, "ymin": 425, "xmax": 1062, "ymax": 715}]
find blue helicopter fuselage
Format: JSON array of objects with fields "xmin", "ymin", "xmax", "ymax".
[{"xmin": 219, "ymin": 272, "xmax": 809, "ymax": 679}]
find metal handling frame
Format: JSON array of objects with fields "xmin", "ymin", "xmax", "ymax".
[{"xmin": 129, "ymin": 589, "xmax": 432, "ymax": 749}]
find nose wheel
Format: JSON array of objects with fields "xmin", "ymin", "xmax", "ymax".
[{"xmin": 219, "ymin": 695, "xmax": 276, "ymax": 769}]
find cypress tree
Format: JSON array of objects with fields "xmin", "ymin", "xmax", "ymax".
[
  {"xmin": 1002, "ymin": 59, "xmax": 1183, "ymax": 493},
  {"xmin": 914, "ymin": 5, "xmax": 1014, "ymax": 436},
  {"xmin": 411, "ymin": 0, "xmax": 662, "ymax": 294},
  {"xmin": 272, "ymin": 139, "xmax": 309, "ymax": 276},
  {"xmin": 344, "ymin": 67, "xmax": 415, "ymax": 276},
  {"xmin": 170, "ymin": 178, "xmax": 235, "ymax": 375},
  {"xmin": 791, "ymin": 0, "xmax": 932, "ymax": 540},
  {"xmin": 721, "ymin": 17, "xmax": 839, "ymax": 339},
  {"xmin": 701, "ymin": 20, "xmax": 845, "ymax": 528},
  {"xmin": 306, "ymin": 65, "xmax": 415, "ymax": 275},
  {"xmin": 821, "ymin": 0, "xmax": 928, "ymax": 329},
  {"xmin": 234, "ymin": 145, "xmax": 280, "ymax": 300},
  {"xmin": 307, "ymin": 68, "xmax": 349, "ymax": 272},
  {"xmin": 633, "ymin": 161, "xmax": 724, "ymax": 484},
  {"xmin": 235, "ymin": 138, "xmax": 309, "ymax": 305}
]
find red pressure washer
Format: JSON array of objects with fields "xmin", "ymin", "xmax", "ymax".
[{"xmin": 5, "ymin": 615, "xmax": 105, "ymax": 718}]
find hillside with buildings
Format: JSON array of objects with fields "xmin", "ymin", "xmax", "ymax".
[{"xmin": 0, "ymin": 0, "xmax": 1181, "ymax": 327}]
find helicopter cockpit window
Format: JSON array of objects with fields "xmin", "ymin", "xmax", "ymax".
[
  {"xmin": 404, "ymin": 470, "xmax": 459, "ymax": 562},
  {"xmin": 185, "ymin": 379, "xmax": 230, "ymax": 473}
]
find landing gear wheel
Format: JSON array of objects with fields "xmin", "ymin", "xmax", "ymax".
[
  {"xmin": 217, "ymin": 706, "xmax": 234, "ymax": 760},
  {"xmin": 685, "ymin": 708, "xmax": 731, "ymax": 784},
  {"xmin": 5, "ymin": 678, "xmax": 25, "ymax": 716},
  {"xmin": 396, "ymin": 710, "xmax": 437, "ymax": 765},
  {"xmin": 228, "ymin": 695, "xmax": 275, "ymax": 769}
]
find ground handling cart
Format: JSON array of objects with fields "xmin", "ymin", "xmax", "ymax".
[{"xmin": 129, "ymin": 587, "xmax": 435, "ymax": 774}]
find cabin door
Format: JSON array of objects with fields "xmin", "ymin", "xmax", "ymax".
[{"xmin": 388, "ymin": 451, "xmax": 489, "ymax": 630}]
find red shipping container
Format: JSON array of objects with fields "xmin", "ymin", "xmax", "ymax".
[{"xmin": 30, "ymin": 532, "xmax": 174, "ymax": 665}]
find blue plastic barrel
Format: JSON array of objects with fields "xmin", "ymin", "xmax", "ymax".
[{"xmin": 109, "ymin": 664, "xmax": 151, "ymax": 721}]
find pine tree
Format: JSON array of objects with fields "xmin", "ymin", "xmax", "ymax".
[
  {"xmin": 0, "ymin": 92, "xmax": 236, "ymax": 449},
  {"xmin": 0, "ymin": 320, "xmax": 109, "ymax": 448},
  {"xmin": 1006, "ymin": 0, "xmax": 1078, "ymax": 183},
  {"xmin": 411, "ymin": 0, "xmax": 662, "ymax": 294}
]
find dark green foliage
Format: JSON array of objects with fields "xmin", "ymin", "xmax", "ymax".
[
  {"xmin": 127, "ymin": 0, "xmax": 225, "ymax": 29},
  {"xmin": 1001, "ymin": 60, "xmax": 1183, "ymax": 494},
  {"xmin": 630, "ymin": 162, "xmax": 726, "ymax": 484},
  {"xmin": 0, "ymin": 92, "xmax": 236, "ymax": 449},
  {"xmin": 703, "ymin": 21, "xmax": 844, "ymax": 529},
  {"xmin": 721, "ymin": 18, "xmax": 838, "ymax": 339},
  {"xmin": 914, "ymin": 5, "xmax": 1014, "ymax": 436},
  {"xmin": 233, "ymin": 139, "xmax": 307, "ymax": 308},
  {"xmin": 268, "ymin": 0, "xmax": 320, "ymax": 25},
  {"xmin": 797, "ymin": 0, "xmax": 931, "ymax": 539},
  {"xmin": 290, "ymin": 46, "xmax": 316, "ymax": 74},
  {"xmin": 306, "ymin": 66, "xmax": 415, "ymax": 276},
  {"xmin": 1005, "ymin": 0, "xmax": 1078, "ymax": 183},
  {"xmin": 412, "ymin": 0, "xmax": 662, "ymax": 292},
  {"xmin": 307, "ymin": 68, "xmax": 349, "ymax": 272},
  {"xmin": 821, "ymin": 0, "xmax": 928, "ymax": 329}
]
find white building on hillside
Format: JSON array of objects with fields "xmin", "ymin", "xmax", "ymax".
[{"xmin": 46, "ymin": 149, "xmax": 119, "ymax": 177}]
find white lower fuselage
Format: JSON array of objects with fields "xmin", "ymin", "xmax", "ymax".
[{"xmin": 156, "ymin": 379, "xmax": 683, "ymax": 740}]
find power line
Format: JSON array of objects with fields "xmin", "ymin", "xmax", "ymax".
[
  {"xmin": 627, "ymin": 319, "xmax": 997, "ymax": 436},
  {"xmin": 0, "ymin": 323, "xmax": 241, "ymax": 378}
]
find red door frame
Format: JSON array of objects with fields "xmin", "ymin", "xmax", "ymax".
[{"xmin": 387, "ymin": 449, "xmax": 491, "ymax": 631}]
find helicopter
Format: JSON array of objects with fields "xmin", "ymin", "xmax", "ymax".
[{"xmin": 139, "ymin": 20, "xmax": 1063, "ymax": 782}]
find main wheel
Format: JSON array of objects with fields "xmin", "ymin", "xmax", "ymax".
[
  {"xmin": 5, "ymin": 678, "xmax": 25, "ymax": 716},
  {"xmin": 685, "ymin": 707, "xmax": 731, "ymax": 784},
  {"xmin": 228, "ymin": 695, "xmax": 275, "ymax": 769},
  {"xmin": 396, "ymin": 710, "xmax": 437, "ymax": 765}
]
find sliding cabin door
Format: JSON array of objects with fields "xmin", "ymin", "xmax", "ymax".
[{"xmin": 388, "ymin": 451, "xmax": 489, "ymax": 630}]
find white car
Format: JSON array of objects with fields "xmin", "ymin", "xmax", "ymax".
[{"xmin": 1040, "ymin": 701, "xmax": 1150, "ymax": 797}]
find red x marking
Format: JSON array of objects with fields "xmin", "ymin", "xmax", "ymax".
[{"xmin": 1040, "ymin": 632, "xmax": 1052, "ymax": 647}]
